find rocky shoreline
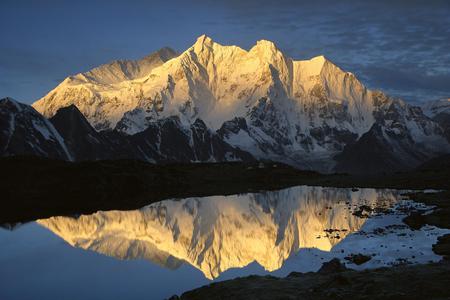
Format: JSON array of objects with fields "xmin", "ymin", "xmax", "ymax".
[
  {"xmin": 174, "ymin": 260, "xmax": 450, "ymax": 300},
  {"xmin": 170, "ymin": 191, "xmax": 450, "ymax": 299}
]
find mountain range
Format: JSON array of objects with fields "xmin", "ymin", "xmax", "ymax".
[{"xmin": 1, "ymin": 35, "xmax": 450, "ymax": 173}]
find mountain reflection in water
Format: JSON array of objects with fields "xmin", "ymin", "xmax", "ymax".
[{"xmin": 37, "ymin": 186, "xmax": 399, "ymax": 279}]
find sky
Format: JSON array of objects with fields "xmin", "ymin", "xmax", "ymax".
[{"xmin": 0, "ymin": 0, "xmax": 449, "ymax": 104}]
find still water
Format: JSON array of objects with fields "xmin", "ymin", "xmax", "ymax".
[{"xmin": 0, "ymin": 186, "xmax": 448, "ymax": 300}]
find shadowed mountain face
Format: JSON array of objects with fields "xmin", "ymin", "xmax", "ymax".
[
  {"xmin": 0, "ymin": 97, "xmax": 72, "ymax": 160},
  {"xmin": 37, "ymin": 186, "xmax": 400, "ymax": 279},
  {"xmin": 49, "ymin": 105, "xmax": 119, "ymax": 161},
  {"xmin": 0, "ymin": 99, "xmax": 253, "ymax": 163},
  {"xmin": 335, "ymin": 95, "xmax": 450, "ymax": 174},
  {"xmin": 334, "ymin": 123, "xmax": 430, "ymax": 174}
]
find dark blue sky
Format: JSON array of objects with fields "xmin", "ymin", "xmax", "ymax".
[{"xmin": 1, "ymin": 0, "xmax": 449, "ymax": 104}]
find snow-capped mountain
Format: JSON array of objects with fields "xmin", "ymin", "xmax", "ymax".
[
  {"xmin": 33, "ymin": 47, "xmax": 178, "ymax": 132},
  {"xmin": 335, "ymin": 94, "xmax": 450, "ymax": 173},
  {"xmin": 37, "ymin": 186, "xmax": 400, "ymax": 279},
  {"xmin": 31, "ymin": 35, "xmax": 450, "ymax": 172},
  {"xmin": 0, "ymin": 97, "xmax": 72, "ymax": 160}
]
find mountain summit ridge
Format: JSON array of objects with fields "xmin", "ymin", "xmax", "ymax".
[
  {"xmin": 15, "ymin": 35, "xmax": 450, "ymax": 172},
  {"xmin": 32, "ymin": 35, "xmax": 358, "ymax": 131}
]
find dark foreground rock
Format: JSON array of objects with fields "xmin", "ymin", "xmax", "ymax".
[
  {"xmin": 344, "ymin": 253, "xmax": 372, "ymax": 265},
  {"xmin": 433, "ymin": 234, "xmax": 450, "ymax": 260},
  {"xmin": 401, "ymin": 191, "xmax": 450, "ymax": 260},
  {"xmin": 403, "ymin": 191, "xmax": 450, "ymax": 230},
  {"xmin": 317, "ymin": 258, "xmax": 348, "ymax": 273},
  {"xmin": 175, "ymin": 261, "xmax": 450, "ymax": 300}
]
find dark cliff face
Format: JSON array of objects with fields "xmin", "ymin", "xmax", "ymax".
[
  {"xmin": 51, "ymin": 105, "xmax": 255, "ymax": 163},
  {"xmin": 333, "ymin": 124, "xmax": 410, "ymax": 174},
  {"xmin": 218, "ymin": 117, "xmax": 284, "ymax": 155},
  {"xmin": 334, "ymin": 96, "xmax": 449, "ymax": 175},
  {"xmin": 432, "ymin": 112, "xmax": 450, "ymax": 142},
  {"xmin": 49, "ymin": 105, "xmax": 119, "ymax": 161},
  {"xmin": 129, "ymin": 116, "xmax": 254, "ymax": 163},
  {"xmin": 334, "ymin": 118, "xmax": 436, "ymax": 175},
  {"xmin": 0, "ymin": 97, "xmax": 70, "ymax": 160}
]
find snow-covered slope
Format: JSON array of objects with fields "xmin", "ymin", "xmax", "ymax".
[
  {"xmin": 38, "ymin": 186, "xmax": 399, "ymax": 279},
  {"xmin": 421, "ymin": 99, "xmax": 450, "ymax": 143},
  {"xmin": 80, "ymin": 47, "xmax": 177, "ymax": 85},
  {"xmin": 33, "ymin": 47, "xmax": 178, "ymax": 131},
  {"xmin": 422, "ymin": 98, "xmax": 450, "ymax": 118},
  {"xmin": 31, "ymin": 36, "xmax": 450, "ymax": 172},
  {"xmin": 34, "ymin": 36, "xmax": 373, "ymax": 134},
  {"xmin": 0, "ymin": 97, "xmax": 72, "ymax": 160}
]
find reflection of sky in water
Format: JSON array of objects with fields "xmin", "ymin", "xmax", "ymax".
[{"xmin": 0, "ymin": 186, "xmax": 448, "ymax": 300}]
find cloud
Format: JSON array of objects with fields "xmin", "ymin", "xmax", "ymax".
[
  {"xmin": 201, "ymin": 0, "xmax": 450, "ymax": 102},
  {"xmin": 1, "ymin": 0, "xmax": 449, "ymax": 103}
]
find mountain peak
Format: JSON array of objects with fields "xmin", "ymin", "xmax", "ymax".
[
  {"xmin": 312, "ymin": 55, "xmax": 327, "ymax": 62},
  {"xmin": 50, "ymin": 106, "xmax": 89, "ymax": 131},
  {"xmin": 54, "ymin": 104, "xmax": 82, "ymax": 115},
  {"xmin": 255, "ymin": 39, "xmax": 278, "ymax": 50},
  {"xmin": 0, "ymin": 97, "xmax": 25, "ymax": 112},
  {"xmin": 57, "ymin": 47, "xmax": 178, "ymax": 86},
  {"xmin": 142, "ymin": 47, "xmax": 177, "ymax": 62},
  {"xmin": 158, "ymin": 47, "xmax": 177, "ymax": 59},
  {"xmin": 1, "ymin": 96, "xmax": 18, "ymax": 104},
  {"xmin": 302, "ymin": 55, "xmax": 328, "ymax": 73},
  {"xmin": 194, "ymin": 34, "xmax": 215, "ymax": 47},
  {"xmin": 249, "ymin": 39, "xmax": 285, "ymax": 61}
]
